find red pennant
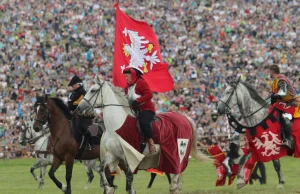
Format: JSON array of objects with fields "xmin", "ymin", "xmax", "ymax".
[{"xmin": 113, "ymin": 5, "xmax": 174, "ymax": 92}]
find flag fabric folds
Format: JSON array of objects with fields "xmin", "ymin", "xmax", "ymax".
[{"xmin": 113, "ymin": 4, "xmax": 174, "ymax": 92}]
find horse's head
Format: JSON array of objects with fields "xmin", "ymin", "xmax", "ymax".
[
  {"xmin": 18, "ymin": 122, "xmax": 32, "ymax": 146},
  {"xmin": 33, "ymin": 95, "xmax": 49, "ymax": 132},
  {"xmin": 76, "ymin": 75, "xmax": 105, "ymax": 117},
  {"xmin": 217, "ymin": 76, "xmax": 241, "ymax": 115}
]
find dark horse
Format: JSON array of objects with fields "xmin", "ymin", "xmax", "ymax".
[{"xmin": 32, "ymin": 95, "xmax": 116, "ymax": 194}]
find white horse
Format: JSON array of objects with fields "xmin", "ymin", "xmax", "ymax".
[
  {"xmin": 18, "ymin": 121, "xmax": 100, "ymax": 190},
  {"xmin": 217, "ymin": 77, "xmax": 285, "ymax": 189},
  {"xmin": 76, "ymin": 75, "xmax": 211, "ymax": 194}
]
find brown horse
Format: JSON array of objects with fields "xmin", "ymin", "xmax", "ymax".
[{"xmin": 32, "ymin": 95, "xmax": 116, "ymax": 194}]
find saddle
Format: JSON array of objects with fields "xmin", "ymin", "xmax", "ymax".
[{"xmin": 70, "ymin": 119, "xmax": 103, "ymax": 151}]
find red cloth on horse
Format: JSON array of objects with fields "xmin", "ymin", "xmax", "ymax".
[
  {"xmin": 291, "ymin": 118, "xmax": 300, "ymax": 157},
  {"xmin": 273, "ymin": 102, "xmax": 296, "ymax": 115},
  {"xmin": 246, "ymin": 109, "xmax": 287, "ymax": 162},
  {"xmin": 271, "ymin": 103, "xmax": 300, "ymax": 157},
  {"xmin": 207, "ymin": 145, "xmax": 253, "ymax": 186},
  {"xmin": 116, "ymin": 112, "xmax": 192, "ymax": 174}
]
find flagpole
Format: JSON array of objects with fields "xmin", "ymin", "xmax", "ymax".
[{"xmin": 114, "ymin": 0, "xmax": 119, "ymax": 8}]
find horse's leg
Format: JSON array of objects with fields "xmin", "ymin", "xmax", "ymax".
[
  {"xmin": 38, "ymin": 159, "xmax": 52, "ymax": 189},
  {"xmin": 124, "ymin": 161, "xmax": 135, "ymax": 194},
  {"xmin": 147, "ymin": 173, "xmax": 157, "ymax": 188},
  {"xmin": 258, "ymin": 162, "xmax": 267, "ymax": 184},
  {"xmin": 249, "ymin": 163, "xmax": 259, "ymax": 185},
  {"xmin": 236, "ymin": 153, "xmax": 252, "ymax": 189},
  {"xmin": 177, "ymin": 174, "xmax": 182, "ymax": 191},
  {"xmin": 38, "ymin": 165, "xmax": 47, "ymax": 189},
  {"xmin": 272, "ymin": 159, "xmax": 284, "ymax": 189},
  {"xmin": 105, "ymin": 167, "xmax": 117, "ymax": 189},
  {"xmin": 30, "ymin": 160, "xmax": 44, "ymax": 183},
  {"xmin": 166, "ymin": 173, "xmax": 171, "ymax": 185},
  {"xmin": 48, "ymin": 157, "xmax": 64, "ymax": 192},
  {"xmin": 99, "ymin": 156, "xmax": 115, "ymax": 194},
  {"xmin": 64, "ymin": 155, "xmax": 74, "ymax": 194},
  {"xmin": 169, "ymin": 174, "xmax": 180, "ymax": 194},
  {"xmin": 83, "ymin": 160, "xmax": 94, "ymax": 190}
]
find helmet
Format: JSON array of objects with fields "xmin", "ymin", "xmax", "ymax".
[
  {"xmin": 68, "ymin": 75, "xmax": 82, "ymax": 86},
  {"xmin": 122, "ymin": 66, "xmax": 143, "ymax": 84},
  {"xmin": 122, "ymin": 66, "xmax": 143, "ymax": 75}
]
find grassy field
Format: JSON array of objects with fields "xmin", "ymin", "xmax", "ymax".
[{"xmin": 1, "ymin": 157, "xmax": 300, "ymax": 194}]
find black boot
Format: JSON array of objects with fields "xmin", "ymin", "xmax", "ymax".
[
  {"xmin": 280, "ymin": 117, "xmax": 293, "ymax": 149},
  {"xmin": 85, "ymin": 131, "xmax": 94, "ymax": 151}
]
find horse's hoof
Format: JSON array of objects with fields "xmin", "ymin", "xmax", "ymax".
[
  {"xmin": 38, "ymin": 183, "xmax": 43, "ymax": 190},
  {"xmin": 277, "ymin": 184, "xmax": 284, "ymax": 189},
  {"xmin": 106, "ymin": 187, "xmax": 115, "ymax": 194},
  {"xmin": 177, "ymin": 183, "xmax": 182, "ymax": 191},
  {"xmin": 61, "ymin": 184, "xmax": 67, "ymax": 193},
  {"xmin": 170, "ymin": 189, "xmax": 180, "ymax": 194},
  {"xmin": 237, "ymin": 182, "xmax": 246, "ymax": 189},
  {"xmin": 84, "ymin": 181, "xmax": 91, "ymax": 190}
]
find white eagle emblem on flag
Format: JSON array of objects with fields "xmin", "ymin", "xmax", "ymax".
[{"xmin": 121, "ymin": 27, "xmax": 160, "ymax": 73}]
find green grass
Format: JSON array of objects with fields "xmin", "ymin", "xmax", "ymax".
[{"xmin": 1, "ymin": 157, "xmax": 300, "ymax": 194}]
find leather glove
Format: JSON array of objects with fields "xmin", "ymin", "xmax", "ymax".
[{"xmin": 130, "ymin": 100, "xmax": 139, "ymax": 108}]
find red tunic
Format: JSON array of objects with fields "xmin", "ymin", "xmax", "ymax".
[{"xmin": 125, "ymin": 78, "xmax": 155, "ymax": 112}]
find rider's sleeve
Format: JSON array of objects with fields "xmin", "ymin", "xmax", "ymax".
[{"xmin": 276, "ymin": 80, "xmax": 287, "ymax": 98}]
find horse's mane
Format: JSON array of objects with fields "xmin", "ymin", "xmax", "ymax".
[
  {"xmin": 50, "ymin": 97, "xmax": 73, "ymax": 119},
  {"xmin": 34, "ymin": 96, "xmax": 45, "ymax": 107},
  {"xmin": 241, "ymin": 81, "xmax": 266, "ymax": 106},
  {"xmin": 106, "ymin": 82, "xmax": 129, "ymax": 106},
  {"xmin": 105, "ymin": 81, "xmax": 133, "ymax": 116}
]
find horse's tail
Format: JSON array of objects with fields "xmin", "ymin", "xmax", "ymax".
[{"xmin": 186, "ymin": 116, "xmax": 213, "ymax": 162}]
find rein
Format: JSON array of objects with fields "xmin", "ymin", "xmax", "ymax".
[
  {"xmin": 80, "ymin": 81, "xmax": 139, "ymax": 117},
  {"xmin": 34, "ymin": 102, "xmax": 50, "ymax": 125},
  {"xmin": 219, "ymin": 80, "xmax": 271, "ymax": 129},
  {"xmin": 28, "ymin": 127, "xmax": 50, "ymax": 144}
]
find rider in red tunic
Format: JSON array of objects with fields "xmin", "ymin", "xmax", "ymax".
[
  {"xmin": 269, "ymin": 64, "xmax": 297, "ymax": 149},
  {"xmin": 122, "ymin": 66, "xmax": 156, "ymax": 154}
]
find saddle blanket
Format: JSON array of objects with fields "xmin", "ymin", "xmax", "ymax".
[
  {"xmin": 116, "ymin": 112, "xmax": 193, "ymax": 174},
  {"xmin": 207, "ymin": 145, "xmax": 254, "ymax": 186},
  {"xmin": 273, "ymin": 102, "xmax": 300, "ymax": 118}
]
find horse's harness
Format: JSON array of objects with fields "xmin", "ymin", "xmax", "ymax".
[
  {"xmin": 218, "ymin": 79, "xmax": 271, "ymax": 131},
  {"xmin": 80, "ymin": 81, "xmax": 140, "ymax": 117},
  {"xmin": 34, "ymin": 102, "xmax": 51, "ymax": 126}
]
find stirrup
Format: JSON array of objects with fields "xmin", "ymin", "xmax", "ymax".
[
  {"xmin": 87, "ymin": 143, "xmax": 95, "ymax": 151},
  {"xmin": 281, "ymin": 139, "xmax": 292, "ymax": 149}
]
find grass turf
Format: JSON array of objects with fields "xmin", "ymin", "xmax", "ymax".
[{"xmin": 1, "ymin": 157, "xmax": 300, "ymax": 194}]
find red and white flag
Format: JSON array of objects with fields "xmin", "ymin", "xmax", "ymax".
[{"xmin": 113, "ymin": 4, "xmax": 174, "ymax": 92}]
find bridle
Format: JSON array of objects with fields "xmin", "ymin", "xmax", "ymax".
[
  {"xmin": 20, "ymin": 122, "xmax": 49, "ymax": 144},
  {"xmin": 34, "ymin": 101, "xmax": 50, "ymax": 126},
  {"xmin": 79, "ymin": 80, "xmax": 137, "ymax": 117},
  {"xmin": 219, "ymin": 79, "xmax": 270, "ymax": 120}
]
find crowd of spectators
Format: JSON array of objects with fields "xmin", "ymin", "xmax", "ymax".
[{"xmin": 0, "ymin": 0, "xmax": 299, "ymax": 158}]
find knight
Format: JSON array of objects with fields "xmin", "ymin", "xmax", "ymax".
[
  {"xmin": 269, "ymin": 64, "xmax": 297, "ymax": 149},
  {"xmin": 68, "ymin": 75, "xmax": 94, "ymax": 150},
  {"xmin": 122, "ymin": 66, "xmax": 156, "ymax": 154}
]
